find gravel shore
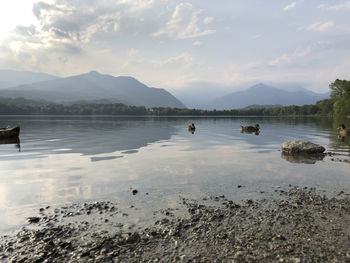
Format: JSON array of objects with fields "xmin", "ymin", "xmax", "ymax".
[{"xmin": 1, "ymin": 186, "xmax": 350, "ymax": 262}]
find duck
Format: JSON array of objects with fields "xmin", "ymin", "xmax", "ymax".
[
  {"xmin": 188, "ymin": 123, "xmax": 196, "ymax": 133},
  {"xmin": 241, "ymin": 124, "xmax": 260, "ymax": 133},
  {"xmin": 338, "ymin": 124, "xmax": 350, "ymax": 136},
  {"xmin": 188, "ymin": 123, "xmax": 196, "ymax": 130}
]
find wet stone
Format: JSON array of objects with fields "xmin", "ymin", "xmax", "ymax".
[{"xmin": 27, "ymin": 217, "xmax": 40, "ymax": 224}]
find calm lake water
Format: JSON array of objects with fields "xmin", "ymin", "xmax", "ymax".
[{"xmin": 0, "ymin": 116, "xmax": 350, "ymax": 234}]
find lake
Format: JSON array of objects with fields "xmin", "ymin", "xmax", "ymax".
[{"xmin": 0, "ymin": 116, "xmax": 349, "ymax": 234}]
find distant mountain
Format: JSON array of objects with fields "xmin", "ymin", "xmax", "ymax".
[
  {"xmin": 204, "ymin": 83, "xmax": 330, "ymax": 110},
  {"xmin": 171, "ymin": 82, "xmax": 237, "ymax": 109},
  {"xmin": 0, "ymin": 71, "xmax": 186, "ymax": 108},
  {"xmin": 0, "ymin": 70, "xmax": 59, "ymax": 89}
]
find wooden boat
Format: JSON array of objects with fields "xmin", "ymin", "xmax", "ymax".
[{"xmin": 0, "ymin": 125, "xmax": 20, "ymax": 138}]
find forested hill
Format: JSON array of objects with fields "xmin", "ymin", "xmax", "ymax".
[{"xmin": 0, "ymin": 97, "xmax": 331, "ymax": 116}]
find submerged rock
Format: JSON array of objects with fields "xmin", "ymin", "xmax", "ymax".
[{"xmin": 282, "ymin": 140, "xmax": 325, "ymax": 155}]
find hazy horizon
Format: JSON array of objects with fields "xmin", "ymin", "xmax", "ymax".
[{"xmin": 1, "ymin": 0, "xmax": 349, "ymax": 94}]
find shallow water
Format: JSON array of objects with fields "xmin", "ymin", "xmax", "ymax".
[{"xmin": 0, "ymin": 116, "xmax": 349, "ymax": 233}]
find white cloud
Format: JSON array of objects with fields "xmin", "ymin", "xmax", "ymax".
[
  {"xmin": 152, "ymin": 3, "xmax": 216, "ymax": 40},
  {"xmin": 307, "ymin": 21, "xmax": 334, "ymax": 32},
  {"xmin": 268, "ymin": 54, "xmax": 291, "ymax": 67},
  {"xmin": 157, "ymin": 52, "xmax": 194, "ymax": 66},
  {"xmin": 117, "ymin": 0, "xmax": 155, "ymax": 13},
  {"xmin": 192, "ymin": 41, "xmax": 201, "ymax": 46},
  {"xmin": 318, "ymin": 1, "xmax": 350, "ymax": 11},
  {"xmin": 268, "ymin": 46, "xmax": 311, "ymax": 67},
  {"xmin": 283, "ymin": 2, "xmax": 296, "ymax": 11}
]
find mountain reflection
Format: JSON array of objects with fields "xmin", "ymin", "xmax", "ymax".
[{"xmin": 11, "ymin": 117, "xmax": 178, "ymax": 156}]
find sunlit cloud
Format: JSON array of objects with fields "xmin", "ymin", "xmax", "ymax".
[
  {"xmin": 152, "ymin": 3, "xmax": 216, "ymax": 40},
  {"xmin": 318, "ymin": 1, "xmax": 350, "ymax": 11},
  {"xmin": 307, "ymin": 21, "xmax": 334, "ymax": 32},
  {"xmin": 283, "ymin": 2, "xmax": 296, "ymax": 11},
  {"xmin": 268, "ymin": 46, "xmax": 312, "ymax": 67},
  {"xmin": 157, "ymin": 53, "xmax": 194, "ymax": 67}
]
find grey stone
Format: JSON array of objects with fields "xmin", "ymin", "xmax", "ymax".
[{"xmin": 282, "ymin": 140, "xmax": 325, "ymax": 155}]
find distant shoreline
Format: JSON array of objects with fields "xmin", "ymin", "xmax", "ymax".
[{"xmin": 0, "ymin": 114, "xmax": 332, "ymax": 117}]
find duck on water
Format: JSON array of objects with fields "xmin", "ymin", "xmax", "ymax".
[
  {"xmin": 241, "ymin": 124, "xmax": 260, "ymax": 133},
  {"xmin": 338, "ymin": 124, "xmax": 350, "ymax": 137},
  {"xmin": 188, "ymin": 123, "xmax": 196, "ymax": 134}
]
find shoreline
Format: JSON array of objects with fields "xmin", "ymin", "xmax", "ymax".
[{"xmin": 1, "ymin": 186, "xmax": 350, "ymax": 262}]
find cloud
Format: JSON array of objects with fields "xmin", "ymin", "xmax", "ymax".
[
  {"xmin": 307, "ymin": 21, "xmax": 334, "ymax": 32},
  {"xmin": 268, "ymin": 46, "xmax": 311, "ymax": 67},
  {"xmin": 192, "ymin": 41, "xmax": 201, "ymax": 46},
  {"xmin": 0, "ymin": 0, "xmax": 164, "ymax": 74},
  {"xmin": 318, "ymin": 1, "xmax": 350, "ymax": 11},
  {"xmin": 0, "ymin": 0, "xmax": 161, "ymax": 65},
  {"xmin": 152, "ymin": 3, "xmax": 216, "ymax": 40},
  {"xmin": 283, "ymin": 2, "xmax": 296, "ymax": 11},
  {"xmin": 6, "ymin": 1, "xmax": 125, "ymax": 57},
  {"xmin": 157, "ymin": 53, "xmax": 194, "ymax": 66},
  {"xmin": 268, "ymin": 54, "xmax": 291, "ymax": 67},
  {"xmin": 15, "ymin": 25, "xmax": 37, "ymax": 37}
]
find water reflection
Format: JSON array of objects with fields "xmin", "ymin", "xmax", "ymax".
[
  {"xmin": 3, "ymin": 117, "xmax": 178, "ymax": 156},
  {"xmin": 90, "ymin": 156, "xmax": 123, "ymax": 162},
  {"xmin": 240, "ymin": 130, "xmax": 260, "ymax": 136},
  {"xmin": 281, "ymin": 153, "xmax": 325, "ymax": 164},
  {"xmin": 188, "ymin": 129, "xmax": 195, "ymax": 134},
  {"xmin": 338, "ymin": 134, "xmax": 350, "ymax": 142},
  {"xmin": 0, "ymin": 137, "xmax": 20, "ymax": 152}
]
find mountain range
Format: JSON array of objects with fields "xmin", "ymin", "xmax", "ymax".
[
  {"xmin": 0, "ymin": 70, "xmax": 59, "ymax": 89},
  {"xmin": 0, "ymin": 70, "xmax": 185, "ymax": 108},
  {"xmin": 0, "ymin": 70, "xmax": 330, "ymax": 110},
  {"xmin": 202, "ymin": 83, "xmax": 330, "ymax": 110}
]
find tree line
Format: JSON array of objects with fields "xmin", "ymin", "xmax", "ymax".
[{"xmin": 0, "ymin": 79, "xmax": 348, "ymax": 116}]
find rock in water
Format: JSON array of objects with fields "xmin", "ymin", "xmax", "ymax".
[{"xmin": 282, "ymin": 140, "xmax": 325, "ymax": 155}]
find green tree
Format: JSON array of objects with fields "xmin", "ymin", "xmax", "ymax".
[
  {"xmin": 330, "ymin": 79, "xmax": 350, "ymax": 116},
  {"xmin": 316, "ymin": 99, "xmax": 333, "ymax": 115}
]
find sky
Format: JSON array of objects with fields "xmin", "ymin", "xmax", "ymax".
[{"xmin": 0, "ymin": 0, "xmax": 349, "ymax": 93}]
